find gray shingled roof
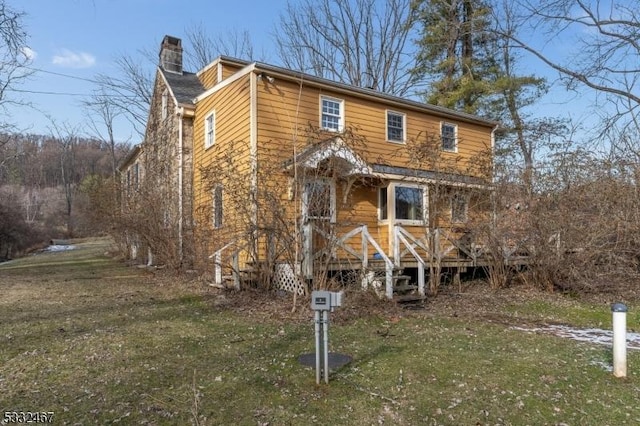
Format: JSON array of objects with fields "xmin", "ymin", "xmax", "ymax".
[
  {"xmin": 371, "ymin": 164, "xmax": 490, "ymax": 187},
  {"xmin": 161, "ymin": 69, "xmax": 204, "ymax": 106}
]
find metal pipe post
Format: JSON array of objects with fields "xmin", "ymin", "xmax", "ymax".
[
  {"xmin": 323, "ymin": 311, "xmax": 329, "ymax": 384},
  {"xmin": 314, "ymin": 310, "xmax": 321, "ymax": 384}
]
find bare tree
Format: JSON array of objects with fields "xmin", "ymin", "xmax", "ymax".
[
  {"xmin": 275, "ymin": 0, "xmax": 422, "ymax": 96},
  {"xmin": 483, "ymin": 0, "xmax": 573, "ymax": 195},
  {"xmin": 185, "ymin": 23, "xmax": 258, "ymax": 70},
  {"xmin": 0, "ymin": 1, "xmax": 32, "ymax": 161},
  {"xmin": 504, "ymin": 0, "xmax": 640, "ymax": 145},
  {"xmin": 93, "ymin": 52, "xmax": 154, "ymax": 139},
  {"xmin": 82, "ymin": 89, "xmax": 127, "ymax": 179},
  {"xmin": 48, "ymin": 120, "xmax": 82, "ymax": 236}
]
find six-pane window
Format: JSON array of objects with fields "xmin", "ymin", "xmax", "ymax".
[
  {"xmin": 441, "ymin": 122, "xmax": 457, "ymax": 152},
  {"xmin": 321, "ymin": 96, "xmax": 343, "ymax": 131},
  {"xmin": 387, "ymin": 111, "xmax": 405, "ymax": 142},
  {"xmin": 133, "ymin": 163, "xmax": 140, "ymax": 189},
  {"xmin": 205, "ymin": 111, "xmax": 215, "ymax": 149}
]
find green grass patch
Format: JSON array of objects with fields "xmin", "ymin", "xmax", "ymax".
[{"xmin": 1, "ymin": 239, "xmax": 640, "ymax": 424}]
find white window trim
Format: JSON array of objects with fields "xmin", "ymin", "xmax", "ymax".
[
  {"xmin": 379, "ymin": 183, "xmax": 428, "ymax": 225},
  {"xmin": 161, "ymin": 88, "xmax": 168, "ymax": 120},
  {"xmin": 302, "ymin": 178, "xmax": 336, "ymax": 223},
  {"xmin": 205, "ymin": 111, "xmax": 216, "ymax": 149},
  {"xmin": 320, "ymin": 95, "xmax": 344, "ymax": 132},
  {"xmin": 451, "ymin": 192, "xmax": 469, "ymax": 224},
  {"xmin": 378, "ymin": 186, "xmax": 388, "ymax": 221},
  {"xmin": 441, "ymin": 122, "xmax": 458, "ymax": 153},
  {"xmin": 386, "ymin": 110, "xmax": 406, "ymax": 144}
]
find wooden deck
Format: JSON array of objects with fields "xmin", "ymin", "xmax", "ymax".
[
  {"xmin": 211, "ymin": 224, "xmax": 532, "ymax": 299},
  {"xmin": 323, "ymin": 255, "xmax": 531, "ymax": 271}
]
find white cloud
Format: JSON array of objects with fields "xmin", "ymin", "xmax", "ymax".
[
  {"xmin": 20, "ymin": 46, "xmax": 37, "ymax": 62},
  {"xmin": 52, "ymin": 49, "xmax": 96, "ymax": 68}
]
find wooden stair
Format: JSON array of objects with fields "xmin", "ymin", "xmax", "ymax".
[
  {"xmin": 391, "ymin": 271, "xmax": 426, "ymax": 309},
  {"xmin": 221, "ymin": 267, "xmax": 256, "ymax": 288}
]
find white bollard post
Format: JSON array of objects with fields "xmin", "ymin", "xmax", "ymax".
[{"xmin": 612, "ymin": 303, "xmax": 628, "ymax": 378}]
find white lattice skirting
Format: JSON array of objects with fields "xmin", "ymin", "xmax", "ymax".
[{"xmin": 274, "ymin": 263, "xmax": 306, "ymax": 295}]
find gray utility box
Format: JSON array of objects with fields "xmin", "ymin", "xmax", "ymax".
[{"xmin": 311, "ymin": 290, "xmax": 343, "ymax": 312}]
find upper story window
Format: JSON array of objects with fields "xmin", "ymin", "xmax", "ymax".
[
  {"xmin": 386, "ymin": 111, "xmax": 405, "ymax": 143},
  {"xmin": 161, "ymin": 88, "xmax": 168, "ymax": 120},
  {"xmin": 205, "ymin": 111, "xmax": 216, "ymax": 149},
  {"xmin": 320, "ymin": 96, "xmax": 344, "ymax": 132},
  {"xmin": 441, "ymin": 122, "xmax": 457, "ymax": 152}
]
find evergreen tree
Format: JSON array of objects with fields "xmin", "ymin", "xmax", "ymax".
[
  {"xmin": 412, "ymin": 0, "xmax": 497, "ymax": 114},
  {"xmin": 413, "ymin": 0, "xmax": 566, "ymax": 194}
]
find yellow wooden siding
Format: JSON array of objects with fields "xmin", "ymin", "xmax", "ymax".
[
  {"xmin": 193, "ymin": 74, "xmax": 252, "ymax": 246},
  {"xmin": 255, "ymin": 78, "xmax": 493, "ymax": 180},
  {"xmin": 198, "ymin": 62, "xmax": 247, "ymax": 90},
  {"xmin": 252, "ymin": 76, "xmax": 493, "ymax": 261},
  {"xmin": 198, "ymin": 66, "xmax": 218, "ymax": 90},
  {"xmin": 191, "ymin": 66, "xmax": 493, "ymax": 267}
]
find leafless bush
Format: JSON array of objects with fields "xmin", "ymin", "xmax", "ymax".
[
  {"xmin": 197, "ymin": 125, "xmax": 371, "ymax": 294},
  {"xmin": 494, "ymin": 151, "xmax": 640, "ymax": 295}
]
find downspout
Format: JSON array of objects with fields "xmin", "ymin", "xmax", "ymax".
[
  {"xmin": 490, "ymin": 124, "xmax": 499, "ymax": 228},
  {"xmin": 177, "ymin": 107, "xmax": 184, "ymax": 263},
  {"xmin": 249, "ymin": 72, "xmax": 258, "ymax": 244}
]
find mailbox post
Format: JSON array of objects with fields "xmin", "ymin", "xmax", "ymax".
[{"xmin": 311, "ymin": 290, "xmax": 343, "ymax": 384}]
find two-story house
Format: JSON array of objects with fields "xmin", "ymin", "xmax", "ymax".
[{"xmin": 123, "ymin": 35, "xmax": 498, "ymax": 299}]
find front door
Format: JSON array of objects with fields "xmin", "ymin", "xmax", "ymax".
[{"xmin": 301, "ymin": 178, "xmax": 335, "ymax": 278}]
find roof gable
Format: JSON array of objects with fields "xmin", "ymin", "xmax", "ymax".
[
  {"xmin": 285, "ymin": 136, "xmax": 372, "ymax": 176},
  {"xmin": 160, "ymin": 68, "xmax": 204, "ymax": 107}
]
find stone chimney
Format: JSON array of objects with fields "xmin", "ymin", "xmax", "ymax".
[{"xmin": 159, "ymin": 35, "xmax": 183, "ymax": 74}]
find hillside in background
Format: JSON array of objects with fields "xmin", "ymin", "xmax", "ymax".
[{"xmin": 0, "ymin": 132, "xmax": 130, "ymax": 259}]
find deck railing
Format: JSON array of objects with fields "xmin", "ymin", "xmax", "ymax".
[
  {"xmin": 210, "ymin": 223, "xmax": 533, "ymax": 298},
  {"xmin": 210, "ymin": 239, "xmax": 245, "ymax": 290},
  {"xmin": 307, "ymin": 224, "xmax": 395, "ymax": 298}
]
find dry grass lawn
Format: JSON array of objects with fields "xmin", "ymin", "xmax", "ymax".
[{"xmin": 1, "ymin": 238, "xmax": 639, "ymax": 425}]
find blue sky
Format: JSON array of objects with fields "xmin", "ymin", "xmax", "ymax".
[
  {"xmin": 11, "ymin": 0, "xmax": 289, "ymax": 142},
  {"xmin": 9, "ymin": 0, "xmax": 598, "ymax": 146}
]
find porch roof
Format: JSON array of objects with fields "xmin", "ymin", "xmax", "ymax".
[
  {"xmin": 371, "ymin": 164, "xmax": 491, "ymax": 188},
  {"xmin": 283, "ymin": 137, "xmax": 372, "ymax": 176},
  {"xmin": 283, "ymin": 137, "xmax": 491, "ymax": 188}
]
